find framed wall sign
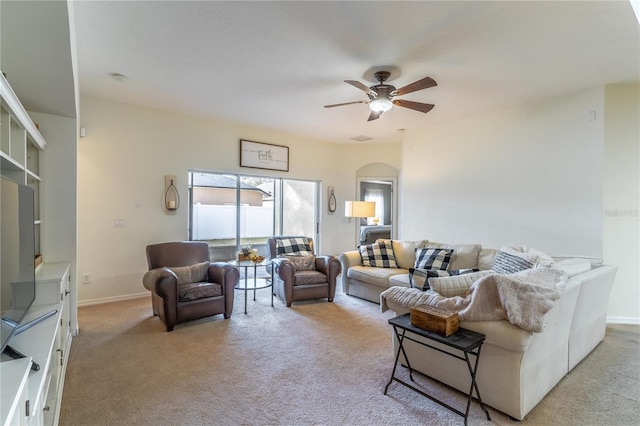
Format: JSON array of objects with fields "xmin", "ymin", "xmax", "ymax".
[{"xmin": 240, "ymin": 139, "xmax": 289, "ymax": 172}]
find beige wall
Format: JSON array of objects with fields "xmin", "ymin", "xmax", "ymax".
[
  {"xmin": 78, "ymin": 84, "xmax": 638, "ymax": 323},
  {"xmin": 603, "ymin": 81, "xmax": 640, "ymax": 322},
  {"xmin": 400, "ymin": 87, "xmax": 605, "ymax": 255},
  {"xmin": 77, "ymin": 96, "xmax": 400, "ymax": 304},
  {"xmin": 399, "ymin": 84, "xmax": 639, "ymax": 322}
]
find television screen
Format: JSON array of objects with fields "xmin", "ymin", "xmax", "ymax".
[{"xmin": 1, "ymin": 176, "xmax": 36, "ymax": 353}]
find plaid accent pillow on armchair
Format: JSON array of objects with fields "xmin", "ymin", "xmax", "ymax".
[{"xmin": 275, "ymin": 237, "xmax": 313, "ymax": 256}]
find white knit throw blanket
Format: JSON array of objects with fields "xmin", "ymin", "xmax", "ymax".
[{"xmin": 381, "ymin": 268, "xmax": 567, "ymax": 333}]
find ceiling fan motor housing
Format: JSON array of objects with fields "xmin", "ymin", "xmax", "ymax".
[{"xmin": 369, "ymin": 84, "xmax": 396, "ymax": 100}]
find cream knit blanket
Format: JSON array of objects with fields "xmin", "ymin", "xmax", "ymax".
[{"xmin": 381, "ymin": 267, "xmax": 567, "ymax": 332}]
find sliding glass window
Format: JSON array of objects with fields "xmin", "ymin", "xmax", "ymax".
[{"xmin": 189, "ymin": 171, "xmax": 318, "ymax": 262}]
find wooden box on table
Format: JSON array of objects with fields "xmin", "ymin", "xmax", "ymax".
[{"xmin": 410, "ymin": 304, "xmax": 459, "ymax": 337}]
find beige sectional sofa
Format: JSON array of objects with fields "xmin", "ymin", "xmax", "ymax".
[
  {"xmin": 339, "ymin": 240, "xmax": 496, "ymax": 303},
  {"xmin": 338, "ymin": 239, "xmax": 617, "ymax": 420}
]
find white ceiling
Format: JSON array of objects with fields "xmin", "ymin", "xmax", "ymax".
[
  {"xmin": 3, "ymin": 1, "xmax": 640, "ymax": 144},
  {"xmin": 1, "ymin": 0, "xmax": 76, "ymax": 117}
]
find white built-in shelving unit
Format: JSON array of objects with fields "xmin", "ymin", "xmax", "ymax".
[
  {"xmin": 1, "ymin": 72, "xmax": 47, "ymax": 257},
  {"xmin": 1, "ymin": 71, "xmax": 71, "ymax": 425},
  {"xmin": 1, "ymin": 263, "xmax": 71, "ymax": 426}
]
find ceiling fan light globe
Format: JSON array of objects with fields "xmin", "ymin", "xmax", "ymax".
[{"xmin": 369, "ymin": 98, "xmax": 393, "ymax": 113}]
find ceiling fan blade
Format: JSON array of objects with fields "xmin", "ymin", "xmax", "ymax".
[
  {"xmin": 394, "ymin": 76, "xmax": 437, "ymax": 96},
  {"xmin": 367, "ymin": 110, "xmax": 383, "ymax": 121},
  {"xmin": 393, "ymin": 99, "xmax": 435, "ymax": 113},
  {"xmin": 345, "ymin": 80, "xmax": 376, "ymax": 95},
  {"xmin": 324, "ymin": 100, "xmax": 366, "ymax": 108}
]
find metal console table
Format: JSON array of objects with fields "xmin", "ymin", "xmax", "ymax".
[{"xmin": 384, "ymin": 313, "xmax": 491, "ymax": 425}]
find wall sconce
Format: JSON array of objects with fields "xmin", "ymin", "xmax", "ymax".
[
  {"xmin": 164, "ymin": 175, "xmax": 180, "ymax": 212},
  {"xmin": 345, "ymin": 201, "xmax": 375, "ymax": 222},
  {"xmin": 328, "ymin": 186, "xmax": 337, "ymax": 213}
]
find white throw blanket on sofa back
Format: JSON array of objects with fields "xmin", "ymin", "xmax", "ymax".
[{"xmin": 381, "ymin": 267, "xmax": 567, "ymax": 332}]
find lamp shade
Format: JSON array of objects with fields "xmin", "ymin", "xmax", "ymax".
[{"xmin": 345, "ymin": 201, "xmax": 376, "ymax": 218}]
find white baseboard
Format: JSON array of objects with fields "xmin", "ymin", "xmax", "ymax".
[
  {"xmin": 78, "ymin": 292, "xmax": 149, "ymax": 307},
  {"xmin": 607, "ymin": 316, "xmax": 640, "ymax": 325}
]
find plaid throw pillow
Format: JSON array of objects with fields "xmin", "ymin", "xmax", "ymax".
[
  {"xmin": 359, "ymin": 240, "xmax": 397, "ymax": 268},
  {"xmin": 414, "ymin": 248, "xmax": 454, "ymax": 270},
  {"xmin": 275, "ymin": 237, "xmax": 312, "ymax": 256},
  {"xmin": 409, "ymin": 268, "xmax": 450, "ymax": 290}
]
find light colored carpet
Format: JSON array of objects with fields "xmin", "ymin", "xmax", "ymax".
[{"xmin": 60, "ymin": 286, "xmax": 639, "ymax": 425}]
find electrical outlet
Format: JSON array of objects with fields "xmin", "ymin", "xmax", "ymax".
[{"xmin": 83, "ymin": 273, "xmax": 91, "ymax": 284}]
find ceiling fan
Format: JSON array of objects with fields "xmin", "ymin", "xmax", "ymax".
[{"xmin": 324, "ymin": 71, "xmax": 437, "ymax": 121}]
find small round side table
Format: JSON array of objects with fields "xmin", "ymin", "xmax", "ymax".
[{"xmin": 228, "ymin": 259, "xmax": 274, "ymax": 314}]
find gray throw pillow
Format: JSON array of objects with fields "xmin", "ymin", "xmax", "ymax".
[
  {"xmin": 283, "ymin": 254, "xmax": 316, "ymax": 271},
  {"xmin": 167, "ymin": 261, "xmax": 209, "ymax": 284}
]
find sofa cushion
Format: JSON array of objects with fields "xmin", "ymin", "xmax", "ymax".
[
  {"xmin": 478, "ymin": 248, "xmax": 498, "ymax": 270},
  {"xmin": 391, "ymin": 240, "xmax": 429, "ymax": 269},
  {"xmin": 414, "ymin": 248, "xmax": 454, "ymax": 270},
  {"xmin": 359, "ymin": 239, "xmax": 397, "ymax": 268},
  {"xmin": 348, "ymin": 265, "xmax": 408, "ymax": 288},
  {"xmin": 428, "ymin": 270, "xmax": 493, "ymax": 297},
  {"xmin": 552, "ymin": 255, "xmax": 603, "ymax": 268},
  {"xmin": 508, "ymin": 244, "xmax": 554, "ymax": 265},
  {"xmin": 550, "ymin": 258, "xmax": 591, "ymax": 277},
  {"xmin": 167, "ymin": 261, "xmax": 210, "ymax": 285},
  {"xmin": 425, "ymin": 242, "xmax": 482, "ymax": 270},
  {"xmin": 389, "ymin": 273, "xmax": 412, "ymax": 288}
]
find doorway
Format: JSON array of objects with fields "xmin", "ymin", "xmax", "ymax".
[{"xmin": 355, "ymin": 176, "xmax": 397, "ymax": 246}]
